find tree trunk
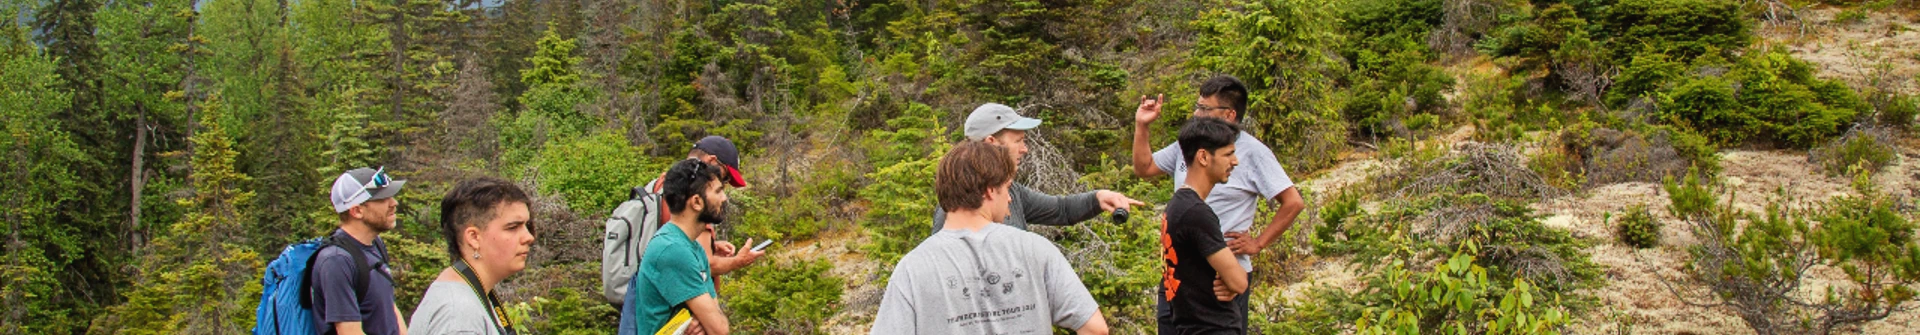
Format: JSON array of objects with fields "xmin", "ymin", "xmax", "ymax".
[{"xmin": 129, "ymin": 106, "xmax": 147, "ymax": 253}]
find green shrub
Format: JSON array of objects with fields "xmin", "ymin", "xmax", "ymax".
[
  {"xmin": 1678, "ymin": 184, "xmax": 1920, "ymax": 334},
  {"xmin": 1353, "ymin": 252, "xmax": 1572, "ymax": 335},
  {"xmin": 1191, "ymin": 0, "xmax": 1350, "ymax": 173},
  {"xmin": 858, "ymin": 103, "xmax": 949, "ymax": 267},
  {"xmin": 720, "ymin": 259, "xmax": 844, "ymax": 335},
  {"xmin": 523, "ymin": 288, "xmax": 618, "ymax": 335},
  {"xmin": 1614, "ymin": 204, "xmax": 1660, "ymax": 248},
  {"xmin": 1655, "ymin": 50, "xmax": 1865, "ymax": 148},
  {"xmin": 1662, "ymin": 172, "xmax": 1718, "ymax": 220},
  {"xmin": 1810, "ymin": 128, "xmax": 1898, "ymax": 177},
  {"xmin": 534, "ymin": 130, "xmax": 661, "ymax": 214},
  {"xmin": 1315, "ymin": 192, "xmax": 1363, "ymax": 251},
  {"xmin": 1338, "ymin": 0, "xmax": 1454, "ymax": 137},
  {"xmin": 1601, "ymin": 0, "xmax": 1751, "ymax": 63},
  {"xmin": 731, "ymin": 158, "xmax": 860, "ymax": 241},
  {"xmin": 1874, "ymin": 94, "xmax": 1918, "ymax": 132}
]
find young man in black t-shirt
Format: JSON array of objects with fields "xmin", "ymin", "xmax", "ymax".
[{"xmin": 1160, "ymin": 118, "xmax": 1249, "ymax": 334}]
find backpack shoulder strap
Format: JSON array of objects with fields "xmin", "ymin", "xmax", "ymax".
[{"xmin": 326, "ymin": 235, "xmax": 374, "ymax": 301}]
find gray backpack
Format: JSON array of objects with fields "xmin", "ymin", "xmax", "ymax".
[{"xmin": 602, "ymin": 178, "xmax": 666, "ymax": 306}]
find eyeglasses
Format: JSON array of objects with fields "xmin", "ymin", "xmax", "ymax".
[{"xmin": 682, "ymin": 159, "xmax": 714, "ymax": 182}]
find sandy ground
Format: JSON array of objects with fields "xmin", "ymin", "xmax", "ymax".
[
  {"xmin": 1759, "ymin": 7, "xmax": 1920, "ymax": 95},
  {"xmin": 1544, "ymin": 149, "xmax": 1920, "ymax": 334},
  {"xmin": 807, "ymin": 228, "xmax": 888, "ymax": 334}
]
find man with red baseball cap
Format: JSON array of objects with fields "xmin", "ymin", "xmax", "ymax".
[{"xmin": 690, "ymin": 136, "xmax": 749, "ymax": 188}]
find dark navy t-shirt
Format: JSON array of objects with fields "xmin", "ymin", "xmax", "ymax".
[{"xmin": 310, "ymin": 229, "xmax": 400, "ymax": 335}]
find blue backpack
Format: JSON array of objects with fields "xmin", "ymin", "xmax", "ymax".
[{"xmin": 253, "ymin": 235, "xmax": 385, "ymax": 335}]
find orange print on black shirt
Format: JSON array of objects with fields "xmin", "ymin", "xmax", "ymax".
[{"xmin": 1160, "ymin": 213, "xmax": 1180, "ymax": 302}]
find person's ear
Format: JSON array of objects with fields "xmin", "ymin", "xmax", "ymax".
[
  {"xmin": 463, "ymin": 225, "xmax": 483, "ymax": 257},
  {"xmin": 1195, "ymin": 149, "xmax": 1212, "ymax": 168},
  {"xmin": 1223, "ymin": 109, "xmax": 1238, "ymax": 123}
]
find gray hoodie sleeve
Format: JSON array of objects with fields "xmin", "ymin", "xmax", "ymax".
[{"xmin": 1014, "ymin": 183, "xmax": 1102, "ymax": 227}]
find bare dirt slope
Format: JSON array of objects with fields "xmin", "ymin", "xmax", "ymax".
[
  {"xmin": 1546, "ymin": 148, "xmax": 1920, "ymax": 334},
  {"xmin": 1760, "ymin": 7, "xmax": 1920, "ymax": 95}
]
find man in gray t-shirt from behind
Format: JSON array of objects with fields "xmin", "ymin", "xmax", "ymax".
[
  {"xmin": 931, "ymin": 103, "xmax": 1144, "ymax": 233},
  {"xmin": 873, "ymin": 141, "xmax": 1110, "ymax": 335}
]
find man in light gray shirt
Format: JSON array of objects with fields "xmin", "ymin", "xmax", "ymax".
[
  {"xmin": 1132, "ymin": 75, "xmax": 1308, "ymax": 334},
  {"xmin": 931, "ymin": 103, "xmax": 1143, "ymax": 232},
  {"xmin": 873, "ymin": 141, "xmax": 1110, "ymax": 335}
]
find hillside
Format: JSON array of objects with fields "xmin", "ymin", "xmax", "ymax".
[{"xmin": 4, "ymin": 0, "xmax": 1919, "ymax": 334}]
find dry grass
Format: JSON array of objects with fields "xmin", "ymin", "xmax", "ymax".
[{"xmin": 1378, "ymin": 142, "xmax": 1567, "ymax": 200}]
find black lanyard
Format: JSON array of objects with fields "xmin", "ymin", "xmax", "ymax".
[{"xmin": 452, "ymin": 260, "xmax": 519, "ymax": 335}]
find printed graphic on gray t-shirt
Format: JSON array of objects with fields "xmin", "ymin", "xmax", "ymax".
[
  {"xmin": 408, "ymin": 281, "xmax": 501, "ymax": 335},
  {"xmin": 870, "ymin": 224, "xmax": 1100, "ymax": 334},
  {"xmin": 1153, "ymin": 131, "xmax": 1296, "ymax": 271}
]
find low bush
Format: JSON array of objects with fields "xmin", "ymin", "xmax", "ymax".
[
  {"xmin": 719, "ymin": 259, "xmax": 845, "ymax": 335},
  {"xmin": 1653, "ymin": 50, "xmax": 1866, "ymax": 148},
  {"xmin": 1614, "ymin": 204, "xmax": 1660, "ymax": 248},
  {"xmin": 1809, "ymin": 126, "xmax": 1899, "ymax": 177},
  {"xmin": 1673, "ymin": 177, "xmax": 1920, "ymax": 334}
]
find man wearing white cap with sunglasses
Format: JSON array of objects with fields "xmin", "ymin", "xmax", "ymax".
[
  {"xmin": 312, "ymin": 167, "xmax": 410, "ymax": 335},
  {"xmin": 930, "ymin": 103, "xmax": 1146, "ymax": 233}
]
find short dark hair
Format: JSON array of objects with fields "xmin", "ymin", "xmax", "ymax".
[
  {"xmin": 936, "ymin": 141, "xmax": 1016, "ymax": 211},
  {"xmin": 1179, "ymin": 117, "xmax": 1242, "ymax": 165},
  {"xmin": 662, "ymin": 158, "xmax": 725, "ymax": 214},
  {"xmin": 1199, "ymin": 75, "xmax": 1249, "ymax": 123},
  {"xmin": 438, "ymin": 178, "xmax": 533, "ymax": 262}
]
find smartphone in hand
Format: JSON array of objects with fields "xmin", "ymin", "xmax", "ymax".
[{"xmin": 751, "ymin": 239, "xmax": 774, "ymax": 252}]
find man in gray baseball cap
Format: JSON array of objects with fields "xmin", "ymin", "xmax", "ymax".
[
  {"xmin": 932, "ymin": 103, "xmax": 1145, "ymax": 233},
  {"xmin": 314, "ymin": 167, "xmax": 409, "ymax": 335}
]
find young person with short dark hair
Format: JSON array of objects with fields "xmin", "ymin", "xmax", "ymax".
[
  {"xmin": 870, "ymin": 141, "xmax": 1110, "ymax": 335},
  {"xmin": 313, "ymin": 167, "xmax": 410, "ymax": 335},
  {"xmin": 1161, "ymin": 118, "xmax": 1249, "ymax": 334},
  {"xmin": 1133, "ymin": 75, "xmax": 1308, "ymax": 333},
  {"xmin": 409, "ymin": 178, "xmax": 536, "ymax": 335}
]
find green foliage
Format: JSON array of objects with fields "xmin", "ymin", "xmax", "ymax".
[
  {"xmin": 1809, "ymin": 129, "xmax": 1898, "ymax": 177},
  {"xmin": 1613, "ymin": 204, "xmax": 1660, "ymax": 248},
  {"xmin": 1662, "ymin": 172, "xmax": 1717, "ymax": 220},
  {"xmin": 1191, "ymin": 0, "xmax": 1349, "ymax": 173},
  {"xmin": 95, "ymin": 97, "xmax": 265, "ymax": 334},
  {"xmin": 1315, "ymin": 192, "xmax": 1363, "ymax": 249},
  {"xmin": 499, "ymin": 26, "xmax": 601, "ymax": 172},
  {"xmin": 858, "ymin": 102, "xmax": 949, "ymax": 267},
  {"xmin": 730, "ymin": 157, "xmax": 860, "ymax": 241},
  {"xmin": 534, "ymin": 130, "xmax": 659, "ymax": 214},
  {"xmin": 1654, "ymin": 50, "xmax": 1864, "ymax": 148},
  {"xmin": 1296, "ymin": 194, "xmax": 1587, "ymax": 334},
  {"xmin": 1331, "ymin": 193, "xmax": 1599, "ymax": 294},
  {"xmin": 719, "ymin": 259, "xmax": 845, "ymax": 334},
  {"xmin": 1, "ymin": 20, "xmax": 89, "ymax": 333},
  {"xmin": 1484, "ymin": 3, "xmax": 1594, "ymax": 70},
  {"xmin": 524, "ymin": 288, "xmax": 618, "ymax": 335},
  {"xmin": 1353, "ymin": 252, "xmax": 1571, "ymax": 335},
  {"xmin": 1676, "ymin": 180, "xmax": 1920, "ymax": 333},
  {"xmin": 522, "ymin": 23, "xmax": 584, "ymax": 87},
  {"xmin": 1600, "ymin": 0, "xmax": 1750, "ymax": 63}
]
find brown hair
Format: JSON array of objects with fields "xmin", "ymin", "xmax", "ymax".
[{"xmin": 936, "ymin": 141, "xmax": 1016, "ymax": 211}]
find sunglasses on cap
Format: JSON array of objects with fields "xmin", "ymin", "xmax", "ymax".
[{"xmin": 351, "ymin": 166, "xmax": 394, "ymax": 200}]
